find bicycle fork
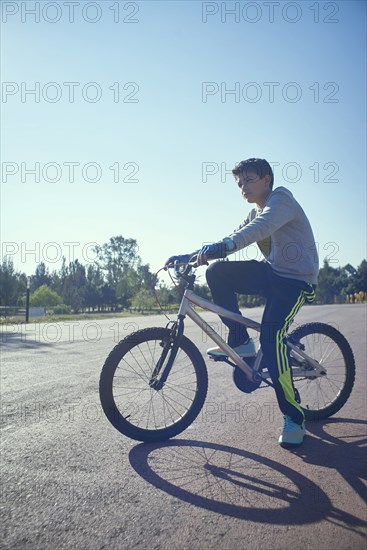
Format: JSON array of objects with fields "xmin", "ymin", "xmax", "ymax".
[{"xmin": 149, "ymin": 317, "xmax": 185, "ymax": 391}]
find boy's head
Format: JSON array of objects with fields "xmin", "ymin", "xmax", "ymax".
[{"xmin": 232, "ymin": 158, "xmax": 274, "ymax": 189}]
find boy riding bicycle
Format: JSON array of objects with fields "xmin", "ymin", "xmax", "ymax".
[{"xmin": 166, "ymin": 158, "xmax": 319, "ymax": 447}]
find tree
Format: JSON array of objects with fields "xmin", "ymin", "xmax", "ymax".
[
  {"xmin": 355, "ymin": 260, "xmax": 367, "ymax": 292},
  {"xmin": 314, "ymin": 259, "xmax": 366, "ymax": 304},
  {"xmin": 94, "ymin": 236, "xmax": 141, "ymax": 283},
  {"xmin": 84, "ymin": 265, "xmax": 104, "ymax": 310},
  {"xmin": 156, "ymin": 285, "xmax": 178, "ymax": 307},
  {"xmin": 0, "ymin": 257, "xmax": 24, "ymax": 306},
  {"xmin": 30, "ymin": 285, "xmax": 62, "ymax": 307},
  {"xmin": 238, "ymin": 294, "xmax": 266, "ymax": 307},
  {"xmin": 3, "ymin": 234, "xmax": 366, "ymax": 311},
  {"xmin": 100, "ymin": 284, "xmax": 117, "ymax": 310},
  {"xmin": 194, "ymin": 284, "xmax": 211, "ymax": 301},
  {"xmin": 315, "ymin": 259, "xmax": 342, "ymax": 304},
  {"xmin": 115, "ymin": 266, "xmax": 138, "ymax": 308},
  {"xmin": 137, "ymin": 263, "xmax": 155, "ymax": 290},
  {"xmin": 131, "ymin": 289, "xmax": 156, "ymax": 312},
  {"xmin": 49, "ymin": 269, "xmax": 63, "ymax": 297},
  {"xmin": 32, "ymin": 262, "xmax": 51, "ymax": 289},
  {"xmin": 59, "ymin": 259, "xmax": 87, "ymax": 312},
  {"xmin": 94, "ymin": 236, "xmax": 150, "ymax": 309}
]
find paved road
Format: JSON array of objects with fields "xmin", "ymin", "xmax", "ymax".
[{"xmin": 1, "ymin": 305, "xmax": 366, "ymax": 549}]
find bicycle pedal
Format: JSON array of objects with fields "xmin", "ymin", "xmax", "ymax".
[{"xmin": 208, "ymin": 354, "xmax": 228, "ymax": 362}]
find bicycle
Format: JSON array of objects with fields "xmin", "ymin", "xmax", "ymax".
[{"xmin": 99, "ymin": 259, "xmax": 356, "ymax": 442}]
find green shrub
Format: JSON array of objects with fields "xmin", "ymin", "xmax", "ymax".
[{"xmin": 51, "ymin": 304, "xmax": 72, "ymax": 315}]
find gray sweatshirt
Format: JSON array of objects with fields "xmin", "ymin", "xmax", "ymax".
[{"xmin": 228, "ymin": 186, "xmax": 319, "ymax": 285}]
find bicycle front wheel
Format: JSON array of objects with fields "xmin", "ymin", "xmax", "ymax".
[
  {"xmin": 99, "ymin": 327, "xmax": 208, "ymax": 442},
  {"xmin": 289, "ymin": 322, "xmax": 355, "ymax": 420}
]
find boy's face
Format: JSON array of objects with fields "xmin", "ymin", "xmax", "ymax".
[{"xmin": 236, "ymin": 170, "xmax": 271, "ymax": 207}]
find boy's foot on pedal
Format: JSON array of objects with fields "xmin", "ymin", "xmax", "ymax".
[
  {"xmin": 207, "ymin": 338, "xmax": 256, "ymax": 358},
  {"xmin": 278, "ymin": 415, "xmax": 306, "ymax": 447}
]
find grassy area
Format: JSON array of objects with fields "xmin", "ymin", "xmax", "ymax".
[
  {"xmin": 3, "ymin": 302, "xmax": 363, "ymax": 326},
  {"xmin": 0, "ymin": 308, "xmax": 180, "ymax": 325}
]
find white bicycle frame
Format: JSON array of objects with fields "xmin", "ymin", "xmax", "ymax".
[{"xmin": 177, "ymin": 288, "xmax": 325, "ymax": 381}]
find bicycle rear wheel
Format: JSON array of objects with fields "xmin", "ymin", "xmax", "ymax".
[
  {"xmin": 99, "ymin": 327, "xmax": 208, "ymax": 442},
  {"xmin": 288, "ymin": 322, "xmax": 355, "ymax": 420}
]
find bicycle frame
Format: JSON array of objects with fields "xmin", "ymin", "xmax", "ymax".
[
  {"xmin": 178, "ymin": 288, "xmax": 261, "ymax": 382},
  {"xmin": 177, "ymin": 288, "xmax": 325, "ymax": 380}
]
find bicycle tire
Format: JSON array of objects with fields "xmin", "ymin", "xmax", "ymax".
[
  {"xmin": 99, "ymin": 327, "xmax": 208, "ymax": 442},
  {"xmin": 288, "ymin": 322, "xmax": 355, "ymax": 421}
]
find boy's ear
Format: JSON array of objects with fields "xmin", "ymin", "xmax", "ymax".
[{"xmin": 264, "ymin": 174, "xmax": 271, "ymax": 186}]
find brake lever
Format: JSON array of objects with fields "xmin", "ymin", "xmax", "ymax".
[
  {"xmin": 163, "ymin": 258, "xmax": 207, "ymax": 274},
  {"xmin": 188, "ymin": 254, "xmax": 208, "ymax": 268}
]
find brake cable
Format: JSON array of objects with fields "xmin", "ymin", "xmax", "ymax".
[
  {"xmin": 151, "ymin": 264, "xmax": 187, "ymax": 322},
  {"xmin": 151, "ymin": 259, "xmax": 203, "ymax": 321}
]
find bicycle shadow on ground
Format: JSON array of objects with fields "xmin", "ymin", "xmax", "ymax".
[
  {"xmin": 128, "ymin": 438, "xmax": 355, "ymax": 529},
  {"xmin": 129, "ymin": 433, "xmax": 367, "ymax": 533},
  {"xmin": 292, "ymin": 418, "xmax": 367, "ymax": 519}
]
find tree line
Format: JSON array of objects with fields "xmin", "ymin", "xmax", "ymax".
[
  {"xmin": 0, "ymin": 235, "xmax": 366, "ymax": 314},
  {"xmin": 0, "ymin": 236, "xmax": 183, "ymax": 314}
]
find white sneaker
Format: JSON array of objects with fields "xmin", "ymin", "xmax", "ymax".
[
  {"xmin": 207, "ymin": 338, "xmax": 256, "ymax": 358},
  {"xmin": 278, "ymin": 415, "xmax": 306, "ymax": 447}
]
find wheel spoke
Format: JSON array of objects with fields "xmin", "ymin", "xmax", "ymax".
[{"xmin": 289, "ymin": 323, "xmax": 354, "ymax": 420}]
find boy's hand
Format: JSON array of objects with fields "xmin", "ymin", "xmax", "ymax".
[{"xmin": 197, "ymin": 242, "xmax": 227, "ymax": 265}]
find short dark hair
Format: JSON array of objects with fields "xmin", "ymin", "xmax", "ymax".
[{"xmin": 232, "ymin": 158, "xmax": 274, "ymax": 189}]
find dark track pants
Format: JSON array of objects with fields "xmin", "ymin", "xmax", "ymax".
[{"xmin": 205, "ymin": 260, "xmax": 316, "ymax": 426}]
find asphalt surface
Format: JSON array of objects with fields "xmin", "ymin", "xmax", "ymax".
[{"xmin": 1, "ymin": 304, "xmax": 366, "ymax": 549}]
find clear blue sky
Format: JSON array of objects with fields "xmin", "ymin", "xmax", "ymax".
[{"xmin": 1, "ymin": 0, "xmax": 366, "ymax": 280}]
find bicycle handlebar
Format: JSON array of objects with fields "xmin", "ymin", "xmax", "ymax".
[
  {"xmin": 165, "ymin": 254, "xmax": 206, "ymax": 278},
  {"xmin": 165, "ymin": 261, "xmax": 193, "ymax": 277}
]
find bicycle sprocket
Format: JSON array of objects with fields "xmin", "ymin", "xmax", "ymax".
[{"xmin": 233, "ymin": 358, "xmax": 262, "ymax": 393}]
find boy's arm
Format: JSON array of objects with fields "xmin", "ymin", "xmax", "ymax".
[
  {"xmin": 173, "ymin": 193, "xmax": 296, "ymax": 265},
  {"xmin": 228, "ymin": 192, "xmax": 295, "ymax": 252},
  {"xmin": 234, "ymin": 211, "xmax": 253, "ymax": 232},
  {"xmin": 196, "ymin": 211, "xmax": 254, "ymax": 263}
]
